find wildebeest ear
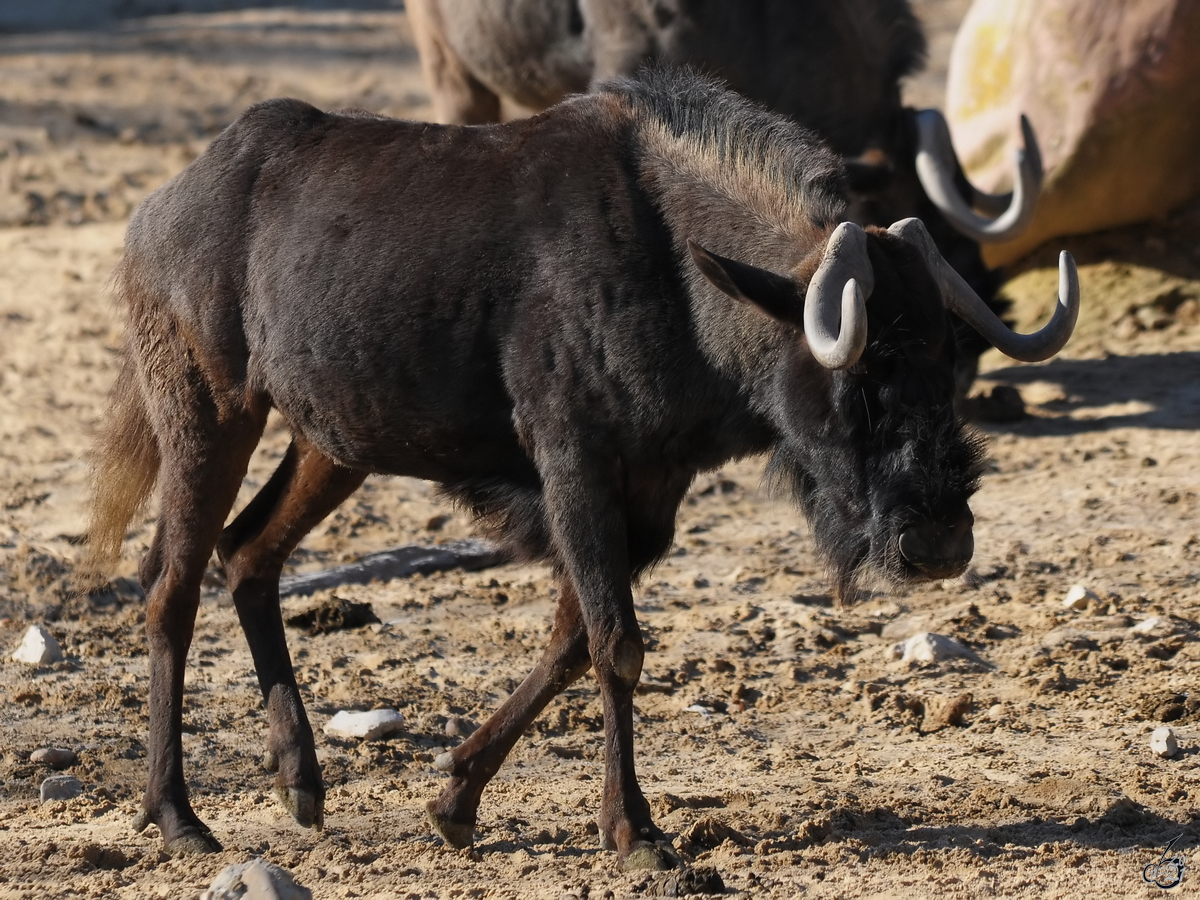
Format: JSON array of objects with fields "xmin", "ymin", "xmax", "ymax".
[{"xmin": 687, "ymin": 239, "xmax": 799, "ymax": 323}]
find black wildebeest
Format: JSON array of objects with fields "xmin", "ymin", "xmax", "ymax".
[
  {"xmin": 408, "ymin": 0, "xmax": 1044, "ymax": 395},
  {"xmin": 85, "ymin": 69, "xmax": 1078, "ymax": 871}
]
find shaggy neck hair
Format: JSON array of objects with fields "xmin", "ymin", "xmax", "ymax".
[{"xmin": 609, "ymin": 66, "xmax": 847, "ymax": 248}]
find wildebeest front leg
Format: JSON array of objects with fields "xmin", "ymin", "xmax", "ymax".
[
  {"xmin": 426, "ymin": 579, "xmax": 591, "ymax": 847},
  {"xmin": 216, "ymin": 436, "xmax": 366, "ymax": 830},
  {"xmin": 543, "ymin": 462, "xmax": 676, "ymax": 872}
]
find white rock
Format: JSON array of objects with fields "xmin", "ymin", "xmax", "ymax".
[
  {"xmin": 891, "ymin": 632, "xmax": 988, "ymax": 666},
  {"xmin": 1150, "ymin": 726, "xmax": 1179, "ymax": 759},
  {"xmin": 200, "ymin": 859, "xmax": 312, "ymax": 900},
  {"xmin": 40, "ymin": 774, "xmax": 82, "ymax": 803},
  {"xmin": 1062, "ymin": 585, "xmax": 1098, "ymax": 611},
  {"xmin": 11, "ymin": 625, "xmax": 63, "ymax": 665},
  {"xmin": 322, "ymin": 709, "xmax": 404, "ymax": 741},
  {"xmin": 1131, "ymin": 616, "xmax": 1167, "ymax": 635}
]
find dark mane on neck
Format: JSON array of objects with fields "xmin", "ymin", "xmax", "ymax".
[{"xmin": 606, "ymin": 65, "xmax": 847, "ymax": 233}]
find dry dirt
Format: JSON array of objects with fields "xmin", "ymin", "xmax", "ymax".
[{"xmin": 1, "ymin": 4, "xmax": 1199, "ymax": 899}]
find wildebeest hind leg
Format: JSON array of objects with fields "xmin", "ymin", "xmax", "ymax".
[
  {"xmin": 216, "ymin": 435, "xmax": 366, "ymax": 829},
  {"xmin": 426, "ymin": 579, "xmax": 591, "ymax": 848},
  {"xmin": 136, "ymin": 405, "xmax": 267, "ymax": 854}
]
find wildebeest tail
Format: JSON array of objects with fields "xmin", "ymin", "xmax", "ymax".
[{"xmin": 79, "ymin": 341, "xmax": 161, "ymax": 592}]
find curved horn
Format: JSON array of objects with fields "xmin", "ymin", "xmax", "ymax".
[
  {"xmin": 888, "ymin": 217, "xmax": 1079, "ymax": 362},
  {"xmin": 914, "ymin": 109, "xmax": 1042, "ymax": 243},
  {"xmin": 803, "ymin": 222, "xmax": 872, "ymax": 369}
]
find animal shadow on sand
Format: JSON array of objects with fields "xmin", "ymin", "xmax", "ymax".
[
  {"xmin": 981, "ymin": 351, "xmax": 1200, "ymax": 435},
  {"xmin": 763, "ymin": 798, "xmax": 1197, "ymax": 861}
]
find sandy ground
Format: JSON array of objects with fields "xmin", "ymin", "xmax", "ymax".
[{"xmin": 1, "ymin": 4, "xmax": 1199, "ymax": 898}]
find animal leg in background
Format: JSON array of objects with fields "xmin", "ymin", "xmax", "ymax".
[
  {"xmin": 426, "ymin": 579, "xmax": 592, "ymax": 848},
  {"xmin": 540, "ymin": 450, "xmax": 675, "ymax": 872},
  {"xmin": 215, "ymin": 435, "xmax": 367, "ymax": 830},
  {"xmin": 408, "ymin": 0, "xmax": 502, "ymax": 124},
  {"xmin": 133, "ymin": 392, "xmax": 268, "ymax": 853}
]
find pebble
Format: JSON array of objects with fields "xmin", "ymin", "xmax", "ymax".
[
  {"xmin": 1130, "ymin": 616, "xmax": 1172, "ymax": 636},
  {"xmin": 31, "ymin": 747, "xmax": 77, "ymax": 769},
  {"xmin": 322, "ymin": 709, "xmax": 405, "ymax": 741},
  {"xmin": 1150, "ymin": 726, "xmax": 1179, "ymax": 759},
  {"xmin": 891, "ymin": 632, "xmax": 988, "ymax": 666},
  {"xmin": 40, "ymin": 774, "xmax": 83, "ymax": 803},
  {"xmin": 11, "ymin": 624, "xmax": 63, "ymax": 665},
  {"xmin": 1062, "ymin": 584, "xmax": 1098, "ymax": 611},
  {"xmin": 200, "ymin": 859, "xmax": 312, "ymax": 900},
  {"xmin": 444, "ymin": 716, "xmax": 477, "ymax": 739}
]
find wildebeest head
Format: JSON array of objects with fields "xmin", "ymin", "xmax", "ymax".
[{"xmin": 689, "ymin": 217, "xmax": 1078, "ymax": 600}]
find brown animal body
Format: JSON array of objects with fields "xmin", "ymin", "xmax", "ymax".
[{"xmin": 86, "ymin": 70, "xmax": 1077, "ymax": 870}]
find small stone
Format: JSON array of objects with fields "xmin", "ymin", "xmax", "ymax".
[
  {"xmin": 11, "ymin": 625, "xmax": 63, "ymax": 665},
  {"xmin": 1131, "ymin": 616, "xmax": 1169, "ymax": 635},
  {"xmin": 1150, "ymin": 726, "xmax": 1179, "ymax": 759},
  {"xmin": 987, "ymin": 703, "xmax": 1005, "ymax": 721},
  {"xmin": 1062, "ymin": 584, "xmax": 1098, "ymax": 611},
  {"xmin": 444, "ymin": 716, "xmax": 477, "ymax": 739},
  {"xmin": 200, "ymin": 859, "xmax": 312, "ymax": 900},
  {"xmin": 322, "ymin": 709, "xmax": 404, "ymax": 741},
  {"xmin": 891, "ymin": 631, "xmax": 989, "ymax": 666},
  {"xmin": 1135, "ymin": 306, "xmax": 1172, "ymax": 331},
  {"xmin": 880, "ymin": 615, "xmax": 929, "ymax": 641},
  {"xmin": 31, "ymin": 747, "xmax": 77, "ymax": 769},
  {"xmin": 40, "ymin": 774, "xmax": 83, "ymax": 803}
]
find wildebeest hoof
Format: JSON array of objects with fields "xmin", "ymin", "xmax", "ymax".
[
  {"xmin": 164, "ymin": 827, "xmax": 223, "ymax": 855},
  {"xmin": 426, "ymin": 801, "xmax": 474, "ymax": 848},
  {"xmin": 276, "ymin": 785, "xmax": 324, "ymax": 829},
  {"xmin": 618, "ymin": 840, "xmax": 679, "ymax": 872}
]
